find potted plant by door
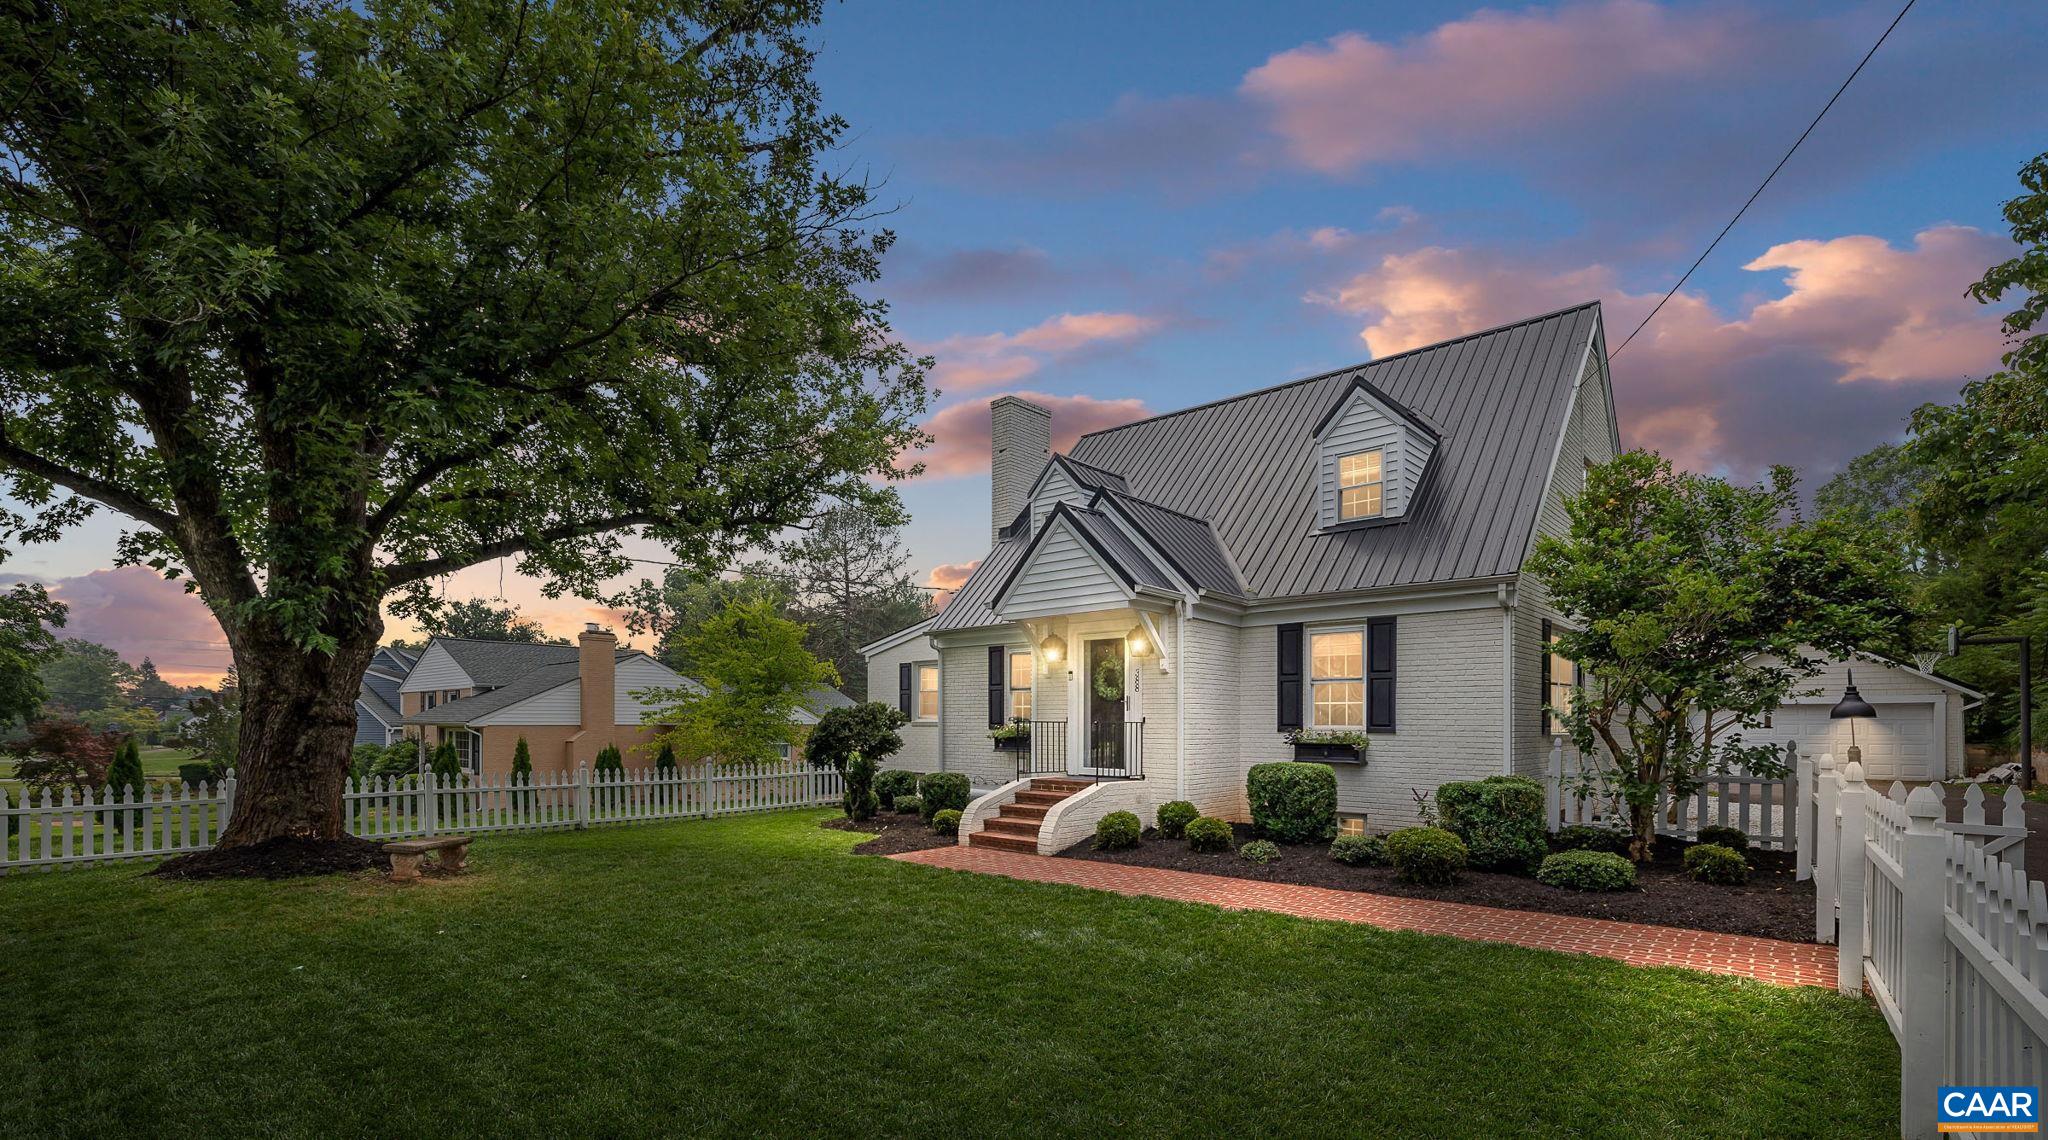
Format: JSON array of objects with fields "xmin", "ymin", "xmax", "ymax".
[
  {"xmin": 1285, "ymin": 728, "xmax": 1370, "ymax": 764},
  {"xmin": 989, "ymin": 717, "xmax": 1033, "ymax": 753}
]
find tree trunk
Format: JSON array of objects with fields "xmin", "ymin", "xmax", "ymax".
[{"xmin": 215, "ymin": 625, "xmax": 381, "ymax": 847}]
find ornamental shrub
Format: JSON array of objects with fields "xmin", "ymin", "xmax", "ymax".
[
  {"xmin": 842, "ymin": 751, "xmax": 878, "ymax": 821},
  {"xmin": 593, "ymin": 743, "xmax": 624, "ymax": 775},
  {"xmin": 106, "ymin": 737, "xmax": 144, "ymax": 795},
  {"xmin": 1185, "ymin": 815, "xmax": 1233, "ymax": 854},
  {"xmin": 1328, "ymin": 833, "xmax": 1388, "ymax": 867},
  {"xmin": 1554, "ymin": 824, "xmax": 1631, "ymax": 856},
  {"xmin": 654, "ymin": 742, "xmax": 678, "ymax": 773},
  {"xmin": 1155, "ymin": 800, "xmax": 1198, "ymax": 839},
  {"xmin": 874, "ymin": 769, "xmax": 918, "ymax": 810},
  {"xmin": 918, "ymin": 772, "xmax": 971, "ymax": 821},
  {"xmin": 430, "ymin": 739, "xmax": 462, "ymax": 781},
  {"xmin": 1435, "ymin": 775, "xmax": 1547, "ymax": 873},
  {"xmin": 1684, "ymin": 843, "xmax": 1748, "ymax": 885},
  {"xmin": 1387, "ymin": 826, "xmax": 1467, "ymax": 885},
  {"xmin": 1094, "ymin": 810, "xmax": 1141, "ymax": 850},
  {"xmin": 931, "ymin": 808, "xmax": 962, "ymax": 836},
  {"xmin": 893, "ymin": 796, "xmax": 922, "ymax": 817},
  {"xmin": 1696, "ymin": 824, "xmax": 1749, "ymax": 853},
  {"xmin": 1536, "ymin": 849, "xmax": 1637, "ymax": 892},
  {"xmin": 1246, "ymin": 762, "xmax": 1337, "ymax": 844},
  {"xmin": 512, "ymin": 736, "xmax": 534, "ymax": 781},
  {"xmin": 1239, "ymin": 839, "xmax": 1280, "ymax": 864}
]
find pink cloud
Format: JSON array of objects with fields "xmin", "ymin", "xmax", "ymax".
[
  {"xmin": 1242, "ymin": 1, "xmax": 1744, "ymax": 173},
  {"xmin": 19, "ymin": 567, "xmax": 230, "ymax": 686},
  {"xmin": 920, "ymin": 311, "xmax": 1165, "ymax": 394},
  {"xmin": 1312, "ymin": 225, "xmax": 2012, "ymax": 478},
  {"xmin": 924, "ymin": 560, "xmax": 980, "ymax": 610},
  {"xmin": 909, "ymin": 391, "xmax": 1152, "ymax": 479}
]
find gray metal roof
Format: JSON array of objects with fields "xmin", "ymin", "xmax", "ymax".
[
  {"xmin": 1068, "ymin": 302, "xmax": 1602, "ymax": 600},
  {"xmin": 1094, "ymin": 489, "xmax": 1246, "ymax": 598},
  {"xmin": 931, "ymin": 533, "xmax": 1029, "ymax": 632},
  {"xmin": 1050, "ymin": 453, "xmax": 1128, "ymax": 493},
  {"xmin": 1058, "ymin": 505, "xmax": 1177, "ymax": 592}
]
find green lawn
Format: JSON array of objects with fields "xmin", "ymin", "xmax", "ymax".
[{"xmin": 0, "ymin": 810, "xmax": 1897, "ymax": 1138}]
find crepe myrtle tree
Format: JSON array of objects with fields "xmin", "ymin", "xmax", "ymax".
[
  {"xmin": 0, "ymin": 0, "xmax": 929, "ymax": 859},
  {"xmin": 1527, "ymin": 452, "xmax": 1911, "ymax": 860}
]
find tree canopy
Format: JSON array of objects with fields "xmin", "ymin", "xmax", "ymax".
[
  {"xmin": 643, "ymin": 597, "xmax": 835, "ymax": 768},
  {"xmin": 417, "ymin": 598, "xmax": 560, "ymax": 645},
  {"xmin": 38, "ymin": 638, "xmax": 135, "ymax": 714},
  {"xmin": 0, "ymin": 580, "xmax": 63, "ymax": 725}
]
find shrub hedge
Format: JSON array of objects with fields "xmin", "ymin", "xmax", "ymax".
[
  {"xmin": 1094, "ymin": 811, "xmax": 1142, "ymax": 851},
  {"xmin": 1239, "ymin": 839, "xmax": 1280, "ymax": 864},
  {"xmin": 930, "ymin": 808, "xmax": 963, "ymax": 837},
  {"xmin": 874, "ymin": 769, "xmax": 918, "ymax": 810},
  {"xmin": 1185, "ymin": 815, "xmax": 1233, "ymax": 854},
  {"xmin": 918, "ymin": 772, "xmax": 971, "ymax": 821},
  {"xmin": 1536, "ymin": 849, "xmax": 1637, "ymax": 892},
  {"xmin": 894, "ymin": 796, "xmax": 922, "ymax": 817},
  {"xmin": 1155, "ymin": 800, "xmax": 1198, "ymax": 840},
  {"xmin": 1684, "ymin": 843, "xmax": 1747, "ymax": 885},
  {"xmin": 1696, "ymin": 825, "xmax": 1749, "ymax": 853},
  {"xmin": 1436, "ymin": 775, "xmax": 1547, "ymax": 873},
  {"xmin": 1246, "ymin": 762, "xmax": 1337, "ymax": 844},
  {"xmin": 1554, "ymin": 824, "xmax": 1631, "ymax": 856},
  {"xmin": 1386, "ymin": 826, "xmax": 1467, "ymax": 885},
  {"xmin": 1328, "ymin": 833, "xmax": 1388, "ymax": 867}
]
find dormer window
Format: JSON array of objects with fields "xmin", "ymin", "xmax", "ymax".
[{"xmin": 1338, "ymin": 450, "xmax": 1384, "ymax": 520}]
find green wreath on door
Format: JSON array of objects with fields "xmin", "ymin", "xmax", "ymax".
[{"xmin": 1093, "ymin": 655, "xmax": 1125, "ymax": 703}]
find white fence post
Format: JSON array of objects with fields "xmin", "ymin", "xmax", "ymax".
[
  {"xmin": 420, "ymin": 769, "xmax": 438, "ymax": 836},
  {"xmin": 574, "ymin": 764, "xmax": 590, "ymax": 829},
  {"xmin": 1897, "ymin": 786, "xmax": 1947, "ymax": 1140},
  {"xmin": 1545, "ymin": 737, "xmax": 1563, "ymax": 830},
  {"xmin": 1835, "ymin": 760, "xmax": 1868, "ymax": 995},
  {"xmin": 222, "ymin": 768, "xmax": 238, "ymax": 829},
  {"xmin": 1815, "ymin": 752, "xmax": 1840, "ymax": 943},
  {"xmin": 1794, "ymin": 743, "xmax": 1814, "ymax": 881}
]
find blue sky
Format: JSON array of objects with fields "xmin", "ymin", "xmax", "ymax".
[{"xmin": 20, "ymin": 0, "xmax": 2047, "ymax": 681}]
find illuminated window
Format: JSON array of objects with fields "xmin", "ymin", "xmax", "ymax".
[
  {"xmin": 1338, "ymin": 450, "xmax": 1384, "ymax": 520},
  {"xmin": 1546, "ymin": 629, "xmax": 1577, "ymax": 735},
  {"xmin": 916, "ymin": 664, "xmax": 939, "ymax": 721},
  {"xmin": 1009, "ymin": 651, "xmax": 1034, "ymax": 721},
  {"xmin": 1311, "ymin": 631, "xmax": 1364, "ymax": 727}
]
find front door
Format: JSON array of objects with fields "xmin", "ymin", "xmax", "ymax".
[{"xmin": 1085, "ymin": 637, "xmax": 1127, "ymax": 774}]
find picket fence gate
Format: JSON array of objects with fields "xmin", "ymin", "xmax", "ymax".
[
  {"xmin": 1543, "ymin": 738, "xmax": 1800, "ymax": 851},
  {"xmin": 1808, "ymin": 755, "xmax": 2043, "ymax": 1139},
  {"xmin": 3, "ymin": 760, "xmax": 845, "ymax": 874}
]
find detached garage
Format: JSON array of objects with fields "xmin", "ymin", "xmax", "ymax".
[{"xmin": 1740, "ymin": 653, "xmax": 1982, "ymax": 781}]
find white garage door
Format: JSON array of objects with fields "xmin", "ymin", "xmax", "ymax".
[{"xmin": 1752, "ymin": 702, "xmax": 1936, "ymax": 781}]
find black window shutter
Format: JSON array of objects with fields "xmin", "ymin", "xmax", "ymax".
[
  {"xmin": 1276, "ymin": 623, "xmax": 1303, "ymax": 732},
  {"xmin": 1366, "ymin": 617, "xmax": 1396, "ymax": 732},
  {"xmin": 987, "ymin": 646, "xmax": 1006, "ymax": 727},
  {"xmin": 898, "ymin": 663, "xmax": 912, "ymax": 717},
  {"xmin": 1540, "ymin": 618, "xmax": 1553, "ymax": 733}
]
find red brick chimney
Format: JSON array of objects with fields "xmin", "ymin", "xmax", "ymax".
[{"xmin": 576, "ymin": 622, "xmax": 617, "ymax": 763}]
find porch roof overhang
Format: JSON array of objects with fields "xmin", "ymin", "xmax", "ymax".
[{"xmin": 990, "ymin": 502, "xmax": 1189, "ymax": 623}]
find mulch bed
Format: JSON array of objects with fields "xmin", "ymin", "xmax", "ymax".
[
  {"xmin": 1057, "ymin": 823, "xmax": 1815, "ymax": 943},
  {"xmin": 153, "ymin": 835, "xmax": 392, "ymax": 881},
  {"xmin": 822, "ymin": 812, "xmax": 958, "ymax": 856}
]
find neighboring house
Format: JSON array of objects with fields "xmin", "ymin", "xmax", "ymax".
[
  {"xmin": 354, "ymin": 645, "xmax": 417, "ymax": 746},
  {"xmin": 368, "ymin": 625, "xmax": 845, "ymax": 778},
  {"xmin": 864, "ymin": 301, "xmax": 1942, "ymax": 853}
]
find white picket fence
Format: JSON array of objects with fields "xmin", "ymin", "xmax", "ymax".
[
  {"xmin": 1809, "ymin": 756, "xmax": 2043, "ymax": 1139},
  {"xmin": 3, "ymin": 760, "xmax": 844, "ymax": 874},
  {"xmin": 1543, "ymin": 738, "xmax": 1800, "ymax": 850}
]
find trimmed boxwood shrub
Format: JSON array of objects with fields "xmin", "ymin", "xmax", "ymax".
[
  {"xmin": 1155, "ymin": 800, "xmax": 1198, "ymax": 840},
  {"xmin": 1436, "ymin": 775, "xmax": 1547, "ymax": 873},
  {"xmin": 177, "ymin": 762, "xmax": 214, "ymax": 787},
  {"xmin": 1185, "ymin": 815, "xmax": 1233, "ymax": 854},
  {"xmin": 930, "ymin": 808, "xmax": 963, "ymax": 836},
  {"xmin": 1387, "ymin": 826, "xmax": 1467, "ymax": 885},
  {"xmin": 894, "ymin": 796, "xmax": 923, "ymax": 817},
  {"xmin": 1246, "ymin": 762, "xmax": 1338, "ymax": 844},
  {"xmin": 1094, "ymin": 811, "xmax": 1142, "ymax": 850},
  {"xmin": 918, "ymin": 772, "xmax": 971, "ymax": 821},
  {"xmin": 1328, "ymin": 833, "xmax": 1388, "ymax": 867},
  {"xmin": 1554, "ymin": 824, "xmax": 1631, "ymax": 856},
  {"xmin": 1696, "ymin": 824, "xmax": 1749, "ymax": 853},
  {"xmin": 1239, "ymin": 839, "xmax": 1280, "ymax": 864},
  {"xmin": 1536, "ymin": 849, "xmax": 1637, "ymax": 892},
  {"xmin": 875, "ymin": 769, "xmax": 918, "ymax": 810},
  {"xmin": 1684, "ymin": 843, "xmax": 1748, "ymax": 885}
]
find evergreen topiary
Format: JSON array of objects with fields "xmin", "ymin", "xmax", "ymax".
[
  {"xmin": 1155, "ymin": 800, "xmax": 1198, "ymax": 840},
  {"xmin": 1684, "ymin": 843, "xmax": 1748, "ymax": 885},
  {"xmin": 1239, "ymin": 839, "xmax": 1280, "ymax": 864},
  {"xmin": 1246, "ymin": 762, "xmax": 1338, "ymax": 843},
  {"xmin": 874, "ymin": 769, "xmax": 918, "ymax": 810},
  {"xmin": 1328, "ymin": 833, "xmax": 1388, "ymax": 867},
  {"xmin": 1184, "ymin": 815, "xmax": 1233, "ymax": 854},
  {"xmin": 1696, "ymin": 825, "xmax": 1749, "ymax": 853},
  {"xmin": 1387, "ymin": 827, "xmax": 1468, "ymax": 885},
  {"xmin": 654, "ymin": 742, "xmax": 677, "ymax": 773},
  {"xmin": 430, "ymin": 739, "xmax": 461, "ymax": 781},
  {"xmin": 1554, "ymin": 824, "xmax": 1631, "ymax": 856},
  {"xmin": 593, "ymin": 743, "xmax": 624, "ymax": 775},
  {"xmin": 931, "ymin": 808, "xmax": 962, "ymax": 836},
  {"xmin": 1094, "ymin": 810, "xmax": 1141, "ymax": 850},
  {"xmin": 107, "ymin": 737, "xmax": 144, "ymax": 796},
  {"xmin": 1536, "ymin": 849, "xmax": 1637, "ymax": 891},
  {"xmin": 917, "ymin": 772, "xmax": 970, "ymax": 821},
  {"xmin": 842, "ymin": 751, "xmax": 879, "ymax": 821},
  {"xmin": 512, "ymin": 736, "xmax": 534, "ymax": 781},
  {"xmin": 1435, "ymin": 775, "xmax": 1547, "ymax": 872}
]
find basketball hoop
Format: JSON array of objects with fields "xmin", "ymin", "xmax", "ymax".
[{"xmin": 1912, "ymin": 651, "xmax": 1942, "ymax": 674}]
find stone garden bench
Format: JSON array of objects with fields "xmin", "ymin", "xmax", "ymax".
[{"xmin": 383, "ymin": 835, "xmax": 473, "ymax": 882}]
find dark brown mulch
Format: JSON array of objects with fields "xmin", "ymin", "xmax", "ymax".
[
  {"xmin": 1057, "ymin": 823, "xmax": 1815, "ymax": 943},
  {"xmin": 821, "ymin": 812, "xmax": 957, "ymax": 856},
  {"xmin": 153, "ymin": 835, "xmax": 392, "ymax": 881}
]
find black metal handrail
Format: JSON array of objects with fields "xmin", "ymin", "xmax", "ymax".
[
  {"xmin": 1013, "ymin": 720, "xmax": 1068, "ymax": 779},
  {"xmin": 1006, "ymin": 719, "xmax": 1145, "ymax": 781}
]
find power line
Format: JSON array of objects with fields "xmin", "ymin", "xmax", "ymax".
[{"xmin": 1610, "ymin": 0, "xmax": 1915, "ymax": 358}]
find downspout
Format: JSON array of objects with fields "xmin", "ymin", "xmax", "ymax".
[
  {"xmin": 935, "ymin": 650, "xmax": 946, "ymax": 773},
  {"xmin": 1175, "ymin": 599, "xmax": 1189, "ymax": 802},
  {"xmin": 1498, "ymin": 582, "xmax": 1515, "ymax": 776}
]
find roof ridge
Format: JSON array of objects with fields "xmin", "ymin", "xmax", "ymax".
[
  {"xmin": 1096, "ymin": 486, "xmax": 1216, "ymax": 528},
  {"xmin": 427, "ymin": 635, "xmax": 577, "ymax": 647},
  {"xmin": 1074, "ymin": 300, "xmax": 1601, "ymax": 445}
]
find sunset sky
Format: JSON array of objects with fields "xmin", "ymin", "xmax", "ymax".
[{"xmin": 9, "ymin": 0, "xmax": 2044, "ymax": 686}]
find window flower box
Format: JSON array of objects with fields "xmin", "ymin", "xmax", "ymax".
[
  {"xmin": 1284, "ymin": 730, "xmax": 1369, "ymax": 765},
  {"xmin": 990, "ymin": 719, "xmax": 1032, "ymax": 753}
]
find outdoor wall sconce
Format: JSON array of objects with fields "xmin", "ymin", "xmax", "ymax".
[
  {"xmin": 1126, "ymin": 625, "xmax": 1153, "ymax": 657},
  {"xmin": 1039, "ymin": 634, "xmax": 1066, "ymax": 665}
]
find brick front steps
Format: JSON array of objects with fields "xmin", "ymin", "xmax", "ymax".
[
  {"xmin": 967, "ymin": 779, "xmax": 1091, "ymax": 854},
  {"xmin": 894, "ymin": 845, "xmax": 1838, "ymax": 988}
]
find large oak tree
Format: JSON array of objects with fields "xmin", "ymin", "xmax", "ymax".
[{"xmin": 0, "ymin": 0, "xmax": 929, "ymax": 855}]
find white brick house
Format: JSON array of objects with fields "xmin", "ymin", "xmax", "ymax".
[{"xmin": 866, "ymin": 302, "xmax": 1911, "ymax": 853}]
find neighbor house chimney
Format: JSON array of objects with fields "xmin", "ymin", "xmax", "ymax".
[
  {"xmin": 990, "ymin": 396, "xmax": 1051, "ymax": 545},
  {"xmin": 578, "ymin": 622, "xmax": 617, "ymax": 754}
]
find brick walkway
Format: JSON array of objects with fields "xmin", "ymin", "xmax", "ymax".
[{"xmin": 892, "ymin": 846, "xmax": 1837, "ymax": 988}]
